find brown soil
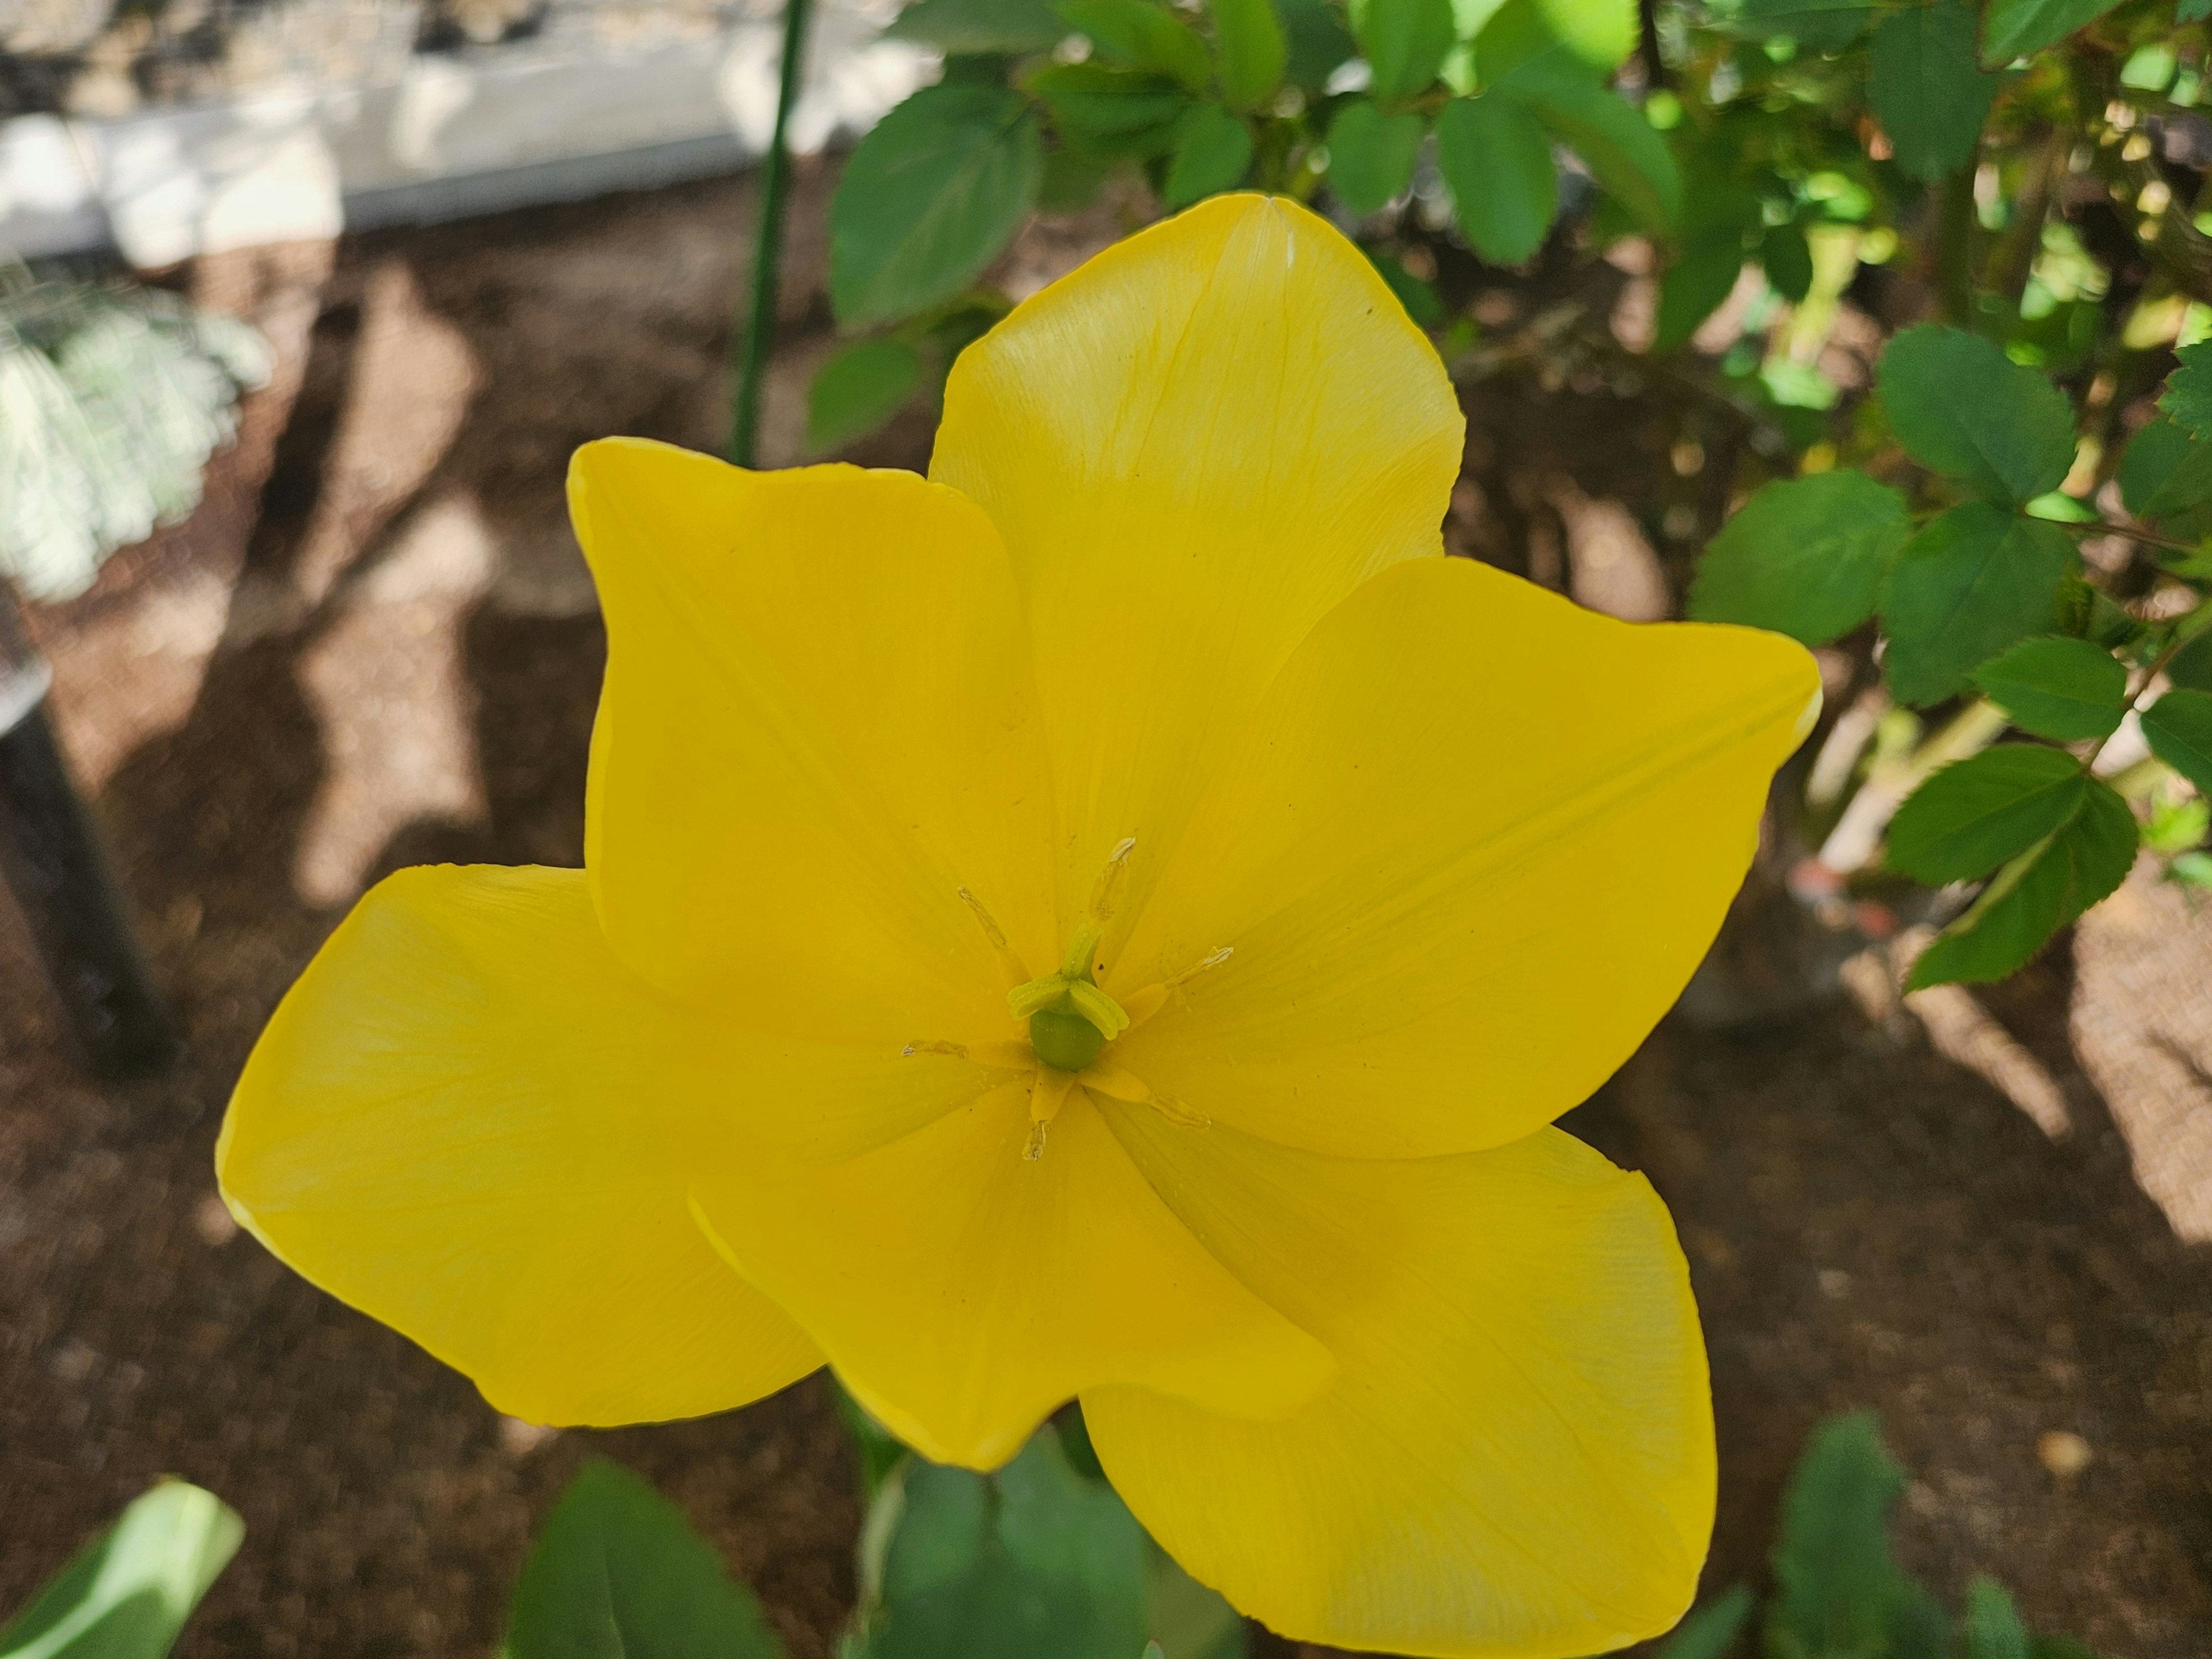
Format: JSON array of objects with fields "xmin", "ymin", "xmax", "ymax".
[{"xmin": 2, "ymin": 170, "xmax": 2209, "ymax": 1659}]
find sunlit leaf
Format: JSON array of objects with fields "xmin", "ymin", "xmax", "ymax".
[
  {"xmin": 1435, "ymin": 94, "xmax": 1558, "ymax": 264},
  {"xmin": 1980, "ymin": 0, "xmax": 2120, "ymax": 66},
  {"xmin": 0, "ymin": 1482, "xmax": 241, "ymax": 1659},
  {"xmin": 1326, "ymin": 99, "xmax": 1428, "ymax": 214},
  {"xmin": 1881, "ymin": 503, "xmax": 2078, "ymax": 705},
  {"xmin": 2142, "ymin": 688, "xmax": 2212, "ymax": 797},
  {"xmin": 1887, "ymin": 744, "xmax": 2088, "ymax": 884},
  {"xmin": 1161, "ymin": 103, "xmax": 1256, "ymax": 207},
  {"xmin": 1350, "ymin": 0, "xmax": 1459, "ymax": 104},
  {"xmin": 505, "ymin": 1461, "xmax": 784, "ymax": 1659},
  {"xmin": 888, "ymin": 0, "xmax": 1067, "ymax": 52},
  {"xmin": 1971, "ymin": 635, "xmax": 2127, "ymax": 743},
  {"xmin": 830, "ymin": 85, "xmax": 1043, "ymax": 327},
  {"xmin": 1060, "ymin": 0, "xmax": 1213, "ymax": 87},
  {"xmin": 1876, "ymin": 325, "xmax": 2076, "ymax": 506},
  {"xmin": 1210, "ymin": 0, "xmax": 1290, "ymax": 107},
  {"xmin": 2161, "ymin": 341, "xmax": 2212, "ymax": 441},
  {"xmin": 1688, "ymin": 471, "xmax": 1910, "ymax": 645}
]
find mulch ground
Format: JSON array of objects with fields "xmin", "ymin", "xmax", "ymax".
[{"xmin": 1, "ymin": 170, "xmax": 2207, "ymax": 1659}]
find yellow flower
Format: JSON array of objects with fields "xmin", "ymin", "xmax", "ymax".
[{"xmin": 218, "ymin": 195, "xmax": 1816, "ymax": 1658}]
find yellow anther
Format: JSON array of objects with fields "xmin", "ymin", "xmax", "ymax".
[
  {"xmin": 900, "ymin": 1040, "xmax": 968, "ymax": 1058},
  {"xmin": 1088, "ymin": 836, "xmax": 1137, "ymax": 922},
  {"xmin": 1147, "ymin": 1089, "xmax": 1211, "ymax": 1128}
]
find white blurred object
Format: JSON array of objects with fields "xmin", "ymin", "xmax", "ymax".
[{"xmin": 0, "ymin": 2, "xmax": 931, "ymax": 264}]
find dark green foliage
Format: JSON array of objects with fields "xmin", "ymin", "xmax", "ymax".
[
  {"xmin": 1886, "ymin": 744, "xmax": 2088, "ymax": 884},
  {"xmin": 0, "ymin": 1483, "xmax": 241, "ymax": 1659},
  {"xmin": 808, "ymin": 339, "xmax": 927, "ymax": 454},
  {"xmin": 1760, "ymin": 224, "xmax": 1815, "ymax": 304},
  {"xmin": 1210, "ymin": 0, "xmax": 1289, "ymax": 107},
  {"xmin": 887, "ymin": 0, "xmax": 1066, "ymax": 52},
  {"xmin": 1655, "ymin": 1584, "xmax": 1753, "ymax": 1659},
  {"xmin": 1351, "ymin": 0, "xmax": 1458, "ymax": 104},
  {"xmin": 2162, "ymin": 342, "xmax": 2212, "ymax": 442},
  {"xmin": 2118, "ymin": 417, "xmax": 2212, "ymax": 521},
  {"xmin": 1512, "ymin": 77, "xmax": 1681, "ymax": 232},
  {"xmin": 1979, "ymin": 0, "xmax": 2121, "ymax": 65},
  {"xmin": 2141, "ymin": 690, "xmax": 2212, "ymax": 799},
  {"xmin": 1971, "ymin": 636, "xmax": 2127, "ymax": 743},
  {"xmin": 1436, "ymin": 96, "xmax": 1559, "ymax": 264},
  {"xmin": 1327, "ymin": 100, "xmax": 1428, "ymax": 214},
  {"xmin": 1865, "ymin": 0, "xmax": 1996, "ymax": 181},
  {"xmin": 1963, "ymin": 1578, "xmax": 2032, "ymax": 1659},
  {"xmin": 830, "ymin": 85, "xmax": 1043, "ymax": 326},
  {"xmin": 1764, "ymin": 1413, "xmax": 1945, "ymax": 1658},
  {"xmin": 1877, "ymin": 327, "xmax": 2077, "ymax": 507},
  {"xmin": 1162, "ymin": 104, "xmax": 1256, "ymax": 206},
  {"xmin": 1060, "ymin": 0, "xmax": 1212, "ymax": 86},
  {"xmin": 504, "ymin": 1461, "xmax": 784, "ymax": 1659},
  {"xmin": 1688, "ymin": 471, "xmax": 1908, "ymax": 645},
  {"xmin": 1881, "ymin": 505, "xmax": 2077, "ymax": 706},
  {"xmin": 1729, "ymin": 0, "xmax": 1871, "ymax": 51}
]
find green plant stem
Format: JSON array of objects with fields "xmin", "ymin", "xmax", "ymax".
[
  {"xmin": 729, "ymin": 0, "xmax": 812, "ymax": 469},
  {"xmin": 1934, "ymin": 166, "xmax": 1977, "ymax": 328},
  {"xmin": 2050, "ymin": 517, "xmax": 2207, "ymax": 560}
]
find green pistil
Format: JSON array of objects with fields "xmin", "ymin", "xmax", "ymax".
[{"xmin": 1009, "ymin": 925, "xmax": 1130, "ymax": 1071}]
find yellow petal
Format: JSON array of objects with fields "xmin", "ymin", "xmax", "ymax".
[
  {"xmin": 930, "ymin": 194, "xmax": 1464, "ymax": 941},
  {"xmin": 217, "ymin": 865, "xmax": 822, "ymax": 1426},
  {"xmin": 1109, "ymin": 556, "xmax": 1819, "ymax": 1158},
  {"xmin": 1084, "ymin": 1109, "xmax": 1714, "ymax": 1658},
  {"xmin": 569, "ymin": 440, "xmax": 1059, "ymax": 1052},
  {"xmin": 688, "ymin": 1083, "xmax": 1336, "ymax": 1471}
]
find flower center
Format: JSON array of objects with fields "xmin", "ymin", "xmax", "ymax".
[{"xmin": 1007, "ymin": 920, "xmax": 1132, "ymax": 1073}]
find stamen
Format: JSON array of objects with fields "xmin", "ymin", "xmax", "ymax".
[
  {"xmin": 900, "ymin": 1040, "xmax": 968, "ymax": 1058},
  {"xmin": 959, "ymin": 887, "xmax": 1032, "ymax": 987},
  {"xmin": 1058, "ymin": 922, "xmax": 1105, "ymax": 982},
  {"xmin": 1075, "ymin": 1060, "xmax": 1150, "ymax": 1102},
  {"xmin": 1088, "ymin": 836, "xmax": 1137, "ymax": 922},
  {"xmin": 1008, "ymin": 976, "xmax": 1069, "ymax": 1020},
  {"xmin": 1123, "ymin": 945, "xmax": 1234, "ymax": 1029},
  {"xmin": 1147, "ymin": 1089, "xmax": 1211, "ymax": 1128},
  {"xmin": 1067, "ymin": 980, "xmax": 1130, "ymax": 1040}
]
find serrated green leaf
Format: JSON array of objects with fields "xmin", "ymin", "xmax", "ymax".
[
  {"xmin": 1877, "ymin": 325, "xmax": 2076, "ymax": 505},
  {"xmin": 1351, "ymin": 0, "xmax": 1459, "ymax": 104},
  {"xmin": 1210, "ymin": 0, "xmax": 1290, "ymax": 107},
  {"xmin": 1980, "ymin": 0, "xmax": 2120, "ymax": 65},
  {"xmin": 1326, "ymin": 99, "xmax": 1428, "ymax": 214},
  {"xmin": 2121, "ymin": 416, "xmax": 2212, "ymax": 521},
  {"xmin": 1971, "ymin": 635, "xmax": 2127, "ymax": 742},
  {"xmin": 1161, "ymin": 102, "xmax": 1255, "ymax": 206},
  {"xmin": 1688, "ymin": 471, "xmax": 1910, "ymax": 645},
  {"xmin": 505, "ymin": 1461, "xmax": 783, "ymax": 1659},
  {"xmin": 1907, "ymin": 781, "xmax": 2135, "ymax": 986},
  {"xmin": 2168, "ymin": 628, "xmax": 2212, "ymax": 691},
  {"xmin": 1656, "ymin": 1585, "xmax": 1754, "ymax": 1659},
  {"xmin": 1656, "ymin": 225, "xmax": 1749, "ymax": 351},
  {"xmin": 1513, "ymin": 78, "xmax": 1680, "ymax": 232},
  {"xmin": 853, "ymin": 1433, "xmax": 1148, "ymax": 1659},
  {"xmin": 1881, "ymin": 503, "xmax": 2078, "ymax": 705},
  {"xmin": 1060, "ymin": 0, "xmax": 1213, "ymax": 86},
  {"xmin": 1867, "ymin": 0, "xmax": 1996, "ymax": 183},
  {"xmin": 806, "ymin": 339, "xmax": 926, "ymax": 454},
  {"xmin": 2143, "ymin": 688, "xmax": 2212, "ymax": 796},
  {"xmin": 1963, "ymin": 1578, "xmax": 2032, "ymax": 1659},
  {"xmin": 889, "ymin": 0, "xmax": 1067, "ymax": 52},
  {"xmin": 2161, "ymin": 342, "xmax": 2212, "ymax": 441},
  {"xmin": 1435, "ymin": 94, "xmax": 1558, "ymax": 263},
  {"xmin": 1887, "ymin": 744, "xmax": 2088, "ymax": 884},
  {"xmin": 0, "ymin": 1482, "xmax": 241, "ymax": 1659},
  {"xmin": 830, "ymin": 85, "xmax": 1042, "ymax": 327},
  {"xmin": 1760, "ymin": 223, "xmax": 1813, "ymax": 302},
  {"xmin": 1766, "ymin": 1414, "xmax": 1917, "ymax": 1659},
  {"xmin": 1474, "ymin": 0, "xmax": 1637, "ymax": 85},
  {"xmin": 1729, "ymin": 0, "xmax": 1871, "ymax": 51}
]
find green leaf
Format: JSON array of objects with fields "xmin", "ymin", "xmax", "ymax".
[
  {"xmin": 1886, "ymin": 744, "xmax": 2088, "ymax": 884},
  {"xmin": 1278, "ymin": 0, "xmax": 1356, "ymax": 88},
  {"xmin": 2142, "ymin": 688, "xmax": 2212, "ymax": 796},
  {"xmin": 1963, "ymin": 1578, "xmax": 2032, "ymax": 1659},
  {"xmin": 1512, "ymin": 78, "xmax": 1680, "ymax": 232},
  {"xmin": 2120, "ymin": 416, "xmax": 2212, "ymax": 521},
  {"xmin": 1656, "ymin": 1585, "xmax": 1754, "ymax": 1659},
  {"xmin": 1059, "ymin": 0, "xmax": 1213, "ymax": 87},
  {"xmin": 0, "ymin": 1482, "xmax": 241, "ymax": 1659},
  {"xmin": 806, "ymin": 339, "xmax": 926, "ymax": 454},
  {"xmin": 1326, "ymin": 99, "xmax": 1429, "ymax": 214},
  {"xmin": 2029, "ymin": 1639, "xmax": 2109, "ymax": 1659},
  {"xmin": 830, "ymin": 85, "xmax": 1042, "ymax": 327},
  {"xmin": 1876, "ymin": 325, "xmax": 2076, "ymax": 506},
  {"xmin": 1435, "ymin": 94, "xmax": 1558, "ymax": 264},
  {"xmin": 1369, "ymin": 252, "xmax": 1446, "ymax": 326},
  {"xmin": 1209, "ymin": 0, "xmax": 1290, "ymax": 107},
  {"xmin": 1145, "ymin": 1551, "xmax": 1247, "ymax": 1659},
  {"xmin": 1038, "ymin": 145, "xmax": 1116, "ymax": 209},
  {"xmin": 1971, "ymin": 635, "xmax": 2127, "ymax": 742},
  {"xmin": 1881, "ymin": 503, "xmax": 2079, "ymax": 705},
  {"xmin": 2162, "ymin": 341, "xmax": 2212, "ymax": 441},
  {"xmin": 1766, "ymin": 1414, "xmax": 1923, "ymax": 1659},
  {"xmin": 1688, "ymin": 471, "xmax": 1910, "ymax": 645},
  {"xmin": 2168, "ymin": 628, "xmax": 2212, "ymax": 692},
  {"xmin": 853, "ymin": 1433, "xmax": 1149, "ymax": 1659},
  {"xmin": 1161, "ymin": 103, "xmax": 1256, "ymax": 206},
  {"xmin": 1351, "ymin": 0, "xmax": 1459, "ymax": 104},
  {"xmin": 889, "ymin": 0, "xmax": 1067, "ymax": 52},
  {"xmin": 1906, "ymin": 781, "xmax": 2136, "ymax": 987},
  {"xmin": 1027, "ymin": 62, "xmax": 1187, "ymax": 134},
  {"xmin": 1866, "ymin": 0, "xmax": 1996, "ymax": 183},
  {"xmin": 1729, "ymin": 0, "xmax": 1871, "ymax": 51},
  {"xmin": 505, "ymin": 1461, "xmax": 784, "ymax": 1659},
  {"xmin": 1980, "ymin": 0, "xmax": 2120, "ymax": 65},
  {"xmin": 1475, "ymin": 0, "xmax": 1637, "ymax": 85},
  {"xmin": 1656, "ymin": 225, "xmax": 1749, "ymax": 351},
  {"xmin": 1760, "ymin": 223, "xmax": 1813, "ymax": 303}
]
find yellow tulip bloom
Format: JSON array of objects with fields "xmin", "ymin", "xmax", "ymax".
[{"xmin": 218, "ymin": 194, "xmax": 1817, "ymax": 1657}]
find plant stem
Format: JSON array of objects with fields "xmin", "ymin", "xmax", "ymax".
[
  {"xmin": 729, "ymin": 0, "xmax": 812, "ymax": 469},
  {"xmin": 2050, "ymin": 517, "xmax": 2207, "ymax": 559}
]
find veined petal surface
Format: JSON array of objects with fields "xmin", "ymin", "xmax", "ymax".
[
  {"xmin": 217, "ymin": 865, "xmax": 822, "ymax": 1426},
  {"xmin": 1084, "ymin": 1111, "xmax": 1714, "ymax": 1659},
  {"xmin": 688, "ymin": 1084, "xmax": 1335, "ymax": 1472},
  {"xmin": 1110, "ymin": 556, "xmax": 1819, "ymax": 1158},
  {"xmin": 571, "ymin": 441, "xmax": 1059, "ymax": 1059},
  {"xmin": 930, "ymin": 193, "xmax": 1464, "ymax": 940}
]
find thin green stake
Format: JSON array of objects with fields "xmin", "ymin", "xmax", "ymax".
[{"xmin": 729, "ymin": 0, "xmax": 812, "ymax": 469}]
